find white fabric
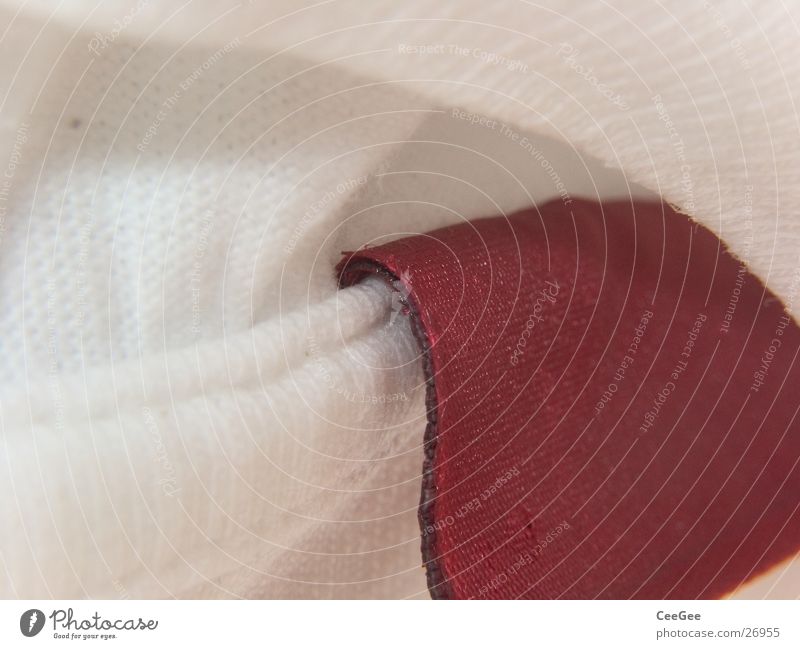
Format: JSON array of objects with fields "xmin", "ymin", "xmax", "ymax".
[{"xmin": 0, "ymin": 0, "xmax": 797, "ymax": 597}]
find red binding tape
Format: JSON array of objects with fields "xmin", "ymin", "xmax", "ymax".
[{"xmin": 338, "ymin": 200, "xmax": 800, "ymax": 599}]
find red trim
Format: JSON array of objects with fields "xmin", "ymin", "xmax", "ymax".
[{"xmin": 338, "ymin": 200, "xmax": 800, "ymax": 599}]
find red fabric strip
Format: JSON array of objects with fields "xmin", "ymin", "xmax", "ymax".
[{"xmin": 337, "ymin": 200, "xmax": 800, "ymax": 599}]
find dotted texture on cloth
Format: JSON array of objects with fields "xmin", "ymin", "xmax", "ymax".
[{"xmin": 338, "ymin": 199, "xmax": 800, "ymax": 599}]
